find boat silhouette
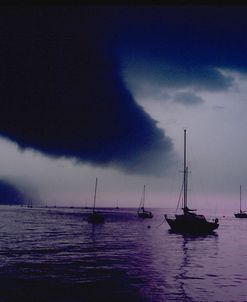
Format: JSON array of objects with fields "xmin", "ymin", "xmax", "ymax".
[
  {"xmin": 165, "ymin": 129, "xmax": 219, "ymax": 234},
  {"xmin": 87, "ymin": 177, "xmax": 104, "ymax": 224},
  {"xmin": 137, "ymin": 185, "xmax": 153, "ymax": 218},
  {"xmin": 234, "ymin": 185, "xmax": 247, "ymax": 218}
]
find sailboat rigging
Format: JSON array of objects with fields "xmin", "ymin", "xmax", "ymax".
[
  {"xmin": 165, "ymin": 129, "xmax": 219, "ymax": 234},
  {"xmin": 137, "ymin": 185, "xmax": 153, "ymax": 218},
  {"xmin": 87, "ymin": 177, "xmax": 105, "ymax": 224},
  {"xmin": 234, "ymin": 185, "xmax": 247, "ymax": 218}
]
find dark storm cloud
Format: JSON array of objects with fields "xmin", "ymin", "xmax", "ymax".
[
  {"xmin": 0, "ymin": 6, "xmax": 174, "ymax": 175},
  {"xmin": 0, "ymin": 179, "xmax": 27, "ymax": 205},
  {"xmin": 117, "ymin": 5, "xmax": 247, "ymax": 95},
  {"xmin": 173, "ymin": 91, "xmax": 204, "ymax": 106},
  {"xmin": 1, "ymin": 6, "xmax": 246, "ymax": 175},
  {"xmin": 117, "ymin": 5, "xmax": 247, "ymax": 69}
]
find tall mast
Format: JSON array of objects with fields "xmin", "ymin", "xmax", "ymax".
[
  {"xmin": 240, "ymin": 185, "xmax": 242, "ymax": 212},
  {"xmin": 93, "ymin": 177, "xmax": 98, "ymax": 213},
  {"xmin": 143, "ymin": 185, "xmax": 146, "ymax": 209},
  {"xmin": 183, "ymin": 129, "xmax": 187, "ymax": 210}
]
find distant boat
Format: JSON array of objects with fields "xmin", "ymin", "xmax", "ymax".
[
  {"xmin": 165, "ymin": 129, "xmax": 219, "ymax": 234},
  {"xmin": 137, "ymin": 185, "xmax": 153, "ymax": 218},
  {"xmin": 115, "ymin": 200, "xmax": 119, "ymax": 210},
  {"xmin": 234, "ymin": 185, "xmax": 247, "ymax": 218},
  {"xmin": 87, "ymin": 177, "xmax": 105, "ymax": 224}
]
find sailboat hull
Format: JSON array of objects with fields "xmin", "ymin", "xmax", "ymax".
[
  {"xmin": 165, "ymin": 214, "xmax": 219, "ymax": 234},
  {"xmin": 138, "ymin": 211, "xmax": 153, "ymax": 218},
  {"xmin": 234, "ymin": 213, "xmax": 247, "ymax": 218}
]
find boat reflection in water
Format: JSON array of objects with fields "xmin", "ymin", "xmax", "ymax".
[{"xmin": 174, "ymin": 232, "xmax": 219, "ymax": 301}]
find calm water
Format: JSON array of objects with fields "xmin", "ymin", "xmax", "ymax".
[{"xmin": 0, "ymin": 205, "xmax": 246, "ymax": 301}]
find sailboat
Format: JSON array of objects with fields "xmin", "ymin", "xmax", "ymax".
[
  {"xmin": 234, "ymin": 185, "xmax": 247, "ymax": 218},
  {"xmin": 165, "ymin": 129, "xmax": 219, "ymax": 234},
  {"xmin": 137, "ymin": 185, "xmax": 153, "ymax": 218},
  {"xmin": 87, "ymin": 177, "xmax": 105, "ymax": 224}
]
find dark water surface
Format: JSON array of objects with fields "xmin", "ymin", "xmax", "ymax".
[{"xmin": 0, "ymin": 205, "xmax": 246, "ymax": 301}]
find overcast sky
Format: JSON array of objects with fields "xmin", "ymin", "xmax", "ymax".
[{"xmin": 0, "ymin": 5, "xmax": 247, "ymax": 212}]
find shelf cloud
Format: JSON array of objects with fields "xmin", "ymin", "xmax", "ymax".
[{"xmin": 0, "ymin": 7, "xmax": 175, "ymax": 176}]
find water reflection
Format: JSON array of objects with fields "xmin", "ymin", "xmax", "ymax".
[
  {"xmin": 1, "ymin": 207, "xmax": 246, "ymax": 301},
  {"xmin": 175, "ymin": 233, "xmax": 219, "ymax": 301}
]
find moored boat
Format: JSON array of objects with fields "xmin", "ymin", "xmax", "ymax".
[
  {"xmin": 87, "ymin": 177, "xmax": 105, "ymax": 224},
  {"xmin": 137, "ymin": 185, "xmax": 153, "ymax": 218},
  {"xmin": 234, "ymin": 185, "xmax": 247, "ymax": 218},
  {"xmin": 164, "ymin": 129, "xmax": 219, "ymax": 234}
]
